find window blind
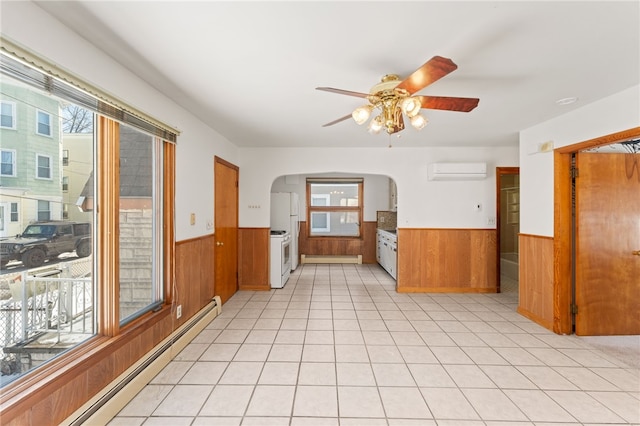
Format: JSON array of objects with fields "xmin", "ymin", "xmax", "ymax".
[{"xmin": 0, "ymin": 39, "xmax": 179, "ymax": 143}]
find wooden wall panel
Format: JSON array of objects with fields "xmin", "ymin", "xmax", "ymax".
[
  {"xmin": 397, "ymin": 228, "xmax": 497, "ymax": 293},
  {"xmin": 1, "ymin": 235, "xmax": 216, "ymax": 425},
  {"xmin": 176, "ymin": 235, "xmax": 216, "ymax": 323},
  {"xmin": 298, "ymin": 221, "xmax": 377, "ymax": 264},
  {"xmin": 239, "ymin": 228, "xmax": 270, "ymax": 291},
  {"xmin": 518, "ymin": 234, "xmax": 554, "ymax": 330}
]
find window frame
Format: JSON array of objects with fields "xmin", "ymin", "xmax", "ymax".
[
  {"xmin": 10, "ymin": 202, "xmax": 18, "ymax": 222},
  {"xmin": 306, "ymin": 178, "xmax": 363, "ymax": 238},
  {"xmin": 35, "ymin": 153, "xmax": 52, "ymax": 180},
  {"xmin": 0, "ymin": 46, "xmax": 177, "ymax": 418},
  {"xmin": 37, "ymin": 200, "xmax": 50, "ymax": 221},
  {"xmin": 35, "ymin": 109, "xmax": 52, "ymax": 137},
  {"xmin": 1, "ymin": 149, "xmax": 17, "ymax": 177},
  {"xmin": 1, "ymin": 100, "xmax": 16, "ymax": 129}
]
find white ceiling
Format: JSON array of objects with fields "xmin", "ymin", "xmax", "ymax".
[{"xmin": 35, "ymin": 1, "xmax": 639, "ymax": 149}]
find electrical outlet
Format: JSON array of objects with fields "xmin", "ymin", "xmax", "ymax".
[
  {"xmin": 176, "ymin": 305, "xmax": 182, "ymax": 319},
  {"xmin": 487, "ymin": 216, "xmax": 496, "ymax": 226}
]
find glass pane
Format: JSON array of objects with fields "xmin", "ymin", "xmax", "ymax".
[
  {"xmin": 1, "ymin": 102, "xmax": 13, "ymax": 128},
  {"xmin": 37, "ymin": 111, "xmax": 51, "ymax": 136},
  {"xmin": 37, "ymin": 156, "xmax": 50, "ymax": 178},
  {"xmin": 118, "ymin": 124, "xmax": 162, "ymax": 324},
  {"xmin": 310, "ymin": 183, "xmax": 359, "ymax": 207},
  {"xmin": 310, "ymin": 211, "xmax": 359, "ymax": 236},
  {"xmin": 0, "ymin": 74, "xmax": 95, "ymax": 387}
]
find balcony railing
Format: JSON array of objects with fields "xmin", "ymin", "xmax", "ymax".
[{"xmin": 0, "ymin": 259, "xmax": 93, "ymax": 381}]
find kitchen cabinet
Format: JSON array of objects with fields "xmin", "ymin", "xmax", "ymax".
[{"xmin": 376, "ymin": 229, "xmax": 397, "ymax": 279}]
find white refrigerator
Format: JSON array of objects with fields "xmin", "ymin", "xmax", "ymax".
[{"xmin": 270, "ymin": 192, "xmax": 300, "ymax": 270}]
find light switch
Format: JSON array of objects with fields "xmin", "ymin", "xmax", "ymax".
[{"xmin": 190, "ymin": 213, "xmax": 196, "ymax": 225}]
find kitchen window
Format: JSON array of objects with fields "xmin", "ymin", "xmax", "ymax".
[{"xmin": 307, "ymin": 178, "xmax": 363, "ymax": 237}]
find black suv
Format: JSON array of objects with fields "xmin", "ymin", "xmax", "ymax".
[{"xmin": 0, "ymin": 221, "xmax": 92, "ymax": 268}]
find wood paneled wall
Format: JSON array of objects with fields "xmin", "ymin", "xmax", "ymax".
[
  {"xmin": 298, "ymin": 221, "xmax": 377, "ymax": 264},
  {"xmin": 518, "ymin": 234, "xmax": 554, "ymax": 330},
  {"xmin": 1, "ymin": 235, "xmax": 216, "ymax": 425},
  {"xmin": 397, "ymin": 228, "xmax": 497, "ymax": 293},
  {"xmin": 238, "ymin": 228, "xmax": 270, "ymax": 291}
]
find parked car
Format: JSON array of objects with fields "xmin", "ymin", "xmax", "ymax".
[{"xmin": 0, "ymin": 221, "xmax": 92, "ymax": 268}]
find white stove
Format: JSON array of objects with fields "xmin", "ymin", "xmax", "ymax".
[{"xmin": 270, "ymin": 230, "xmax": 291, "ymax": 288}]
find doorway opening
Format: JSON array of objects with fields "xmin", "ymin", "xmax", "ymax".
[{"xmin": 496, "ymin": 167, "xmax": 520, "ymax": 293}]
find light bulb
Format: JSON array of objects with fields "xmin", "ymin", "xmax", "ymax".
[
  {"xmin": 410, "ymin": 114, "xmax": 427, "ymax": 130},
  {"xmin": 368, "ymin": 115, "xmax": 383, "ymax": 134},
  {"xmin": 352, "ymin": 105, "xmax": 372, "ymax": 125},
  {"xmin": 401, "ymin": 97, "xmax": 421, "ymax": 118}
]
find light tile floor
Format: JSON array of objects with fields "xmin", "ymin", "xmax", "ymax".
[{"xmin": 110, "ymin": 264, "xmax": 640, "ymax": 426}]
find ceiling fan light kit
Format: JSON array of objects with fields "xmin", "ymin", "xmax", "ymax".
[{"xmin": 317, "ymin": 56, "xmax": 480, "ymax": 136}]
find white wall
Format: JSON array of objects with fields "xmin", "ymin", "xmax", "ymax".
[
  {"xmin": 270, "ymin": 173, "xmax": 391, "ymax": 222},
  {"xmin": 519, "ymin": 85, "xmax": 640, "ymax": 236},
  {"xmin": 239, "ymin": 146, "xmax": 519, "ymax": 229},
  {"xmin": 1, "ymin": 2, "xmax": 239, "ymax": 241}
]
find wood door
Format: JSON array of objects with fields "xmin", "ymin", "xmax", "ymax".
[
  {"xmin": 575, "ymin": 152, "xmax": 640, "ymax": 335},
  {"xmin": 214, "ymin": 156, "xmax": 239, "ymax": 304}
]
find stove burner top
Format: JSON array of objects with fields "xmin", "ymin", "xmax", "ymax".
[{"xmin": 270, "ymin": 230, "xmax": 287, "ymax": 235}]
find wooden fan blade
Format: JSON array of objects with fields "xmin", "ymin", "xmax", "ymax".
[
  {"xmin": 322, "ymin": 114, "xmax": 352, "ymax": 127},
  {"xmin": 316, "ymin": 87, "xmax": 370, "ymax": 98},
  {"xmin": 395, "ymin": 56, "xmax": 458, "ymax": 94},
  {"xmin": 416, "ymin": 95, "xmax": 479, "ymax": 112}
]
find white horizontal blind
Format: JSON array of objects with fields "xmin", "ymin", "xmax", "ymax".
[{"xmin": 0, "ymin": 39, "xmax": 179, "ymax": 142}]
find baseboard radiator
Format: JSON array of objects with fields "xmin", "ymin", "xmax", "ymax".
[
  {"xmin": 62, "ymin": 296, "xmax": 222, "ymax": 426},
  {"xmin": 301, "ymin": 254, "xmax": 362, "ymax": 264}
]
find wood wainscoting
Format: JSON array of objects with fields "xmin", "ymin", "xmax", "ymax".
[
  {"xmin": 1, "ymin": 235, "xmax": 217, "ymax": 425},
  {"xmin": 518, "ymin": 234, "xmax": 554, "ymax": 330},
  {"xmin": 238, "ymin": 228, "xmax": 270, "ymax": 291},
  {"xmin": 298, "ymin": 221, "xmax": 377, "ymax": 264},
  {"xmin": 176, "ymin": 234, "xmax": 217, "ymax": 320},
  {"xmin": 397, "ymin": 228, "xmax": 497, "ymax": 293}
]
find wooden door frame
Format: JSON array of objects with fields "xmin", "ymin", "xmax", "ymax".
[
  {"xmin": 496, "ymin": 167, "xmax": 520, "ymax": 293},
  {"xmin": 553, "ymin": 126, "xmax": 640, "ymax": 334},
  {"xmin": 214, "ymin": 155, "xmax": 240, "ymax": 302}
]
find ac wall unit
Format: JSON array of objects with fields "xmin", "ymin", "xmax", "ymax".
[{"xmin": 428, "ymin": 162, "xmax": 487, "ymax": 181}]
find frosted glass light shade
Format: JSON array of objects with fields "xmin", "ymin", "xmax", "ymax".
[
  {"xmin": 368, "ymin": 115, "xmax": 383, "ymax": 134},
  {"xmin": 410, "ymin": 114, "xmax": 427, "ymax": 130},
  {"xmin": 401, "ymin": 97, "xmax": 421, "ymax": 117},
  {"xmin": 352, "ymin": 105, "xmax": 372, "ymax": 125}
]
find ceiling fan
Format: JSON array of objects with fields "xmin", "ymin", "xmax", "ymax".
[{"xmin": 316, "ymin": 56, "xmax": 479, "ymax": 135}]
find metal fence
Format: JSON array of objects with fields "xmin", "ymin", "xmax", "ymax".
[{"xmin": 0, "ymin": 258, "xmax": 94, "ymax": 362}]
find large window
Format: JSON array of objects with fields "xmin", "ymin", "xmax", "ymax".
[
  {"xmin": 0, "ymin": 49, "xmax": 175, "ymax": 389},
  {"xmin": 307, "ymin": 178, "xmax": 363, "ymax": 237},
  {"xmin": 118, "ymin": 124, "xmax": 164, "ymax": 324}
]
